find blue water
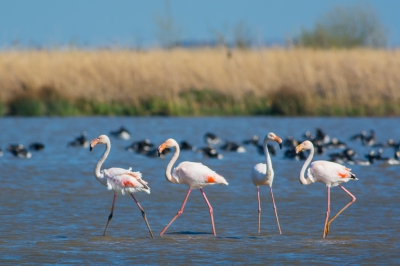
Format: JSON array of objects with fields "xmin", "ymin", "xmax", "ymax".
[{"xmin": 0, "ymin": 116, "xmax": 399, "ymax": 265}]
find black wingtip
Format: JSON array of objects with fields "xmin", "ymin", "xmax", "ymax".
[
  {"xmin": 279, "ymin": 143, "xmax": 282, "ymax": 149},
  {"xmin": 90, "ymin": 146, "xmax": 93, "ymax": 151}
]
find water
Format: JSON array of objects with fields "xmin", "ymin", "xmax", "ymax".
[{"xmin": 0, "ymin": 116, "xmax": 399, "ymax": 265}]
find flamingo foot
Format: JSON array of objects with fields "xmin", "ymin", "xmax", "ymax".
[{"xmin": 324, "ymin": 222, "xmax": 332, "ymax": 237}]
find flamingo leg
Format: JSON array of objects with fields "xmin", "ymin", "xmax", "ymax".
[
  {"xmin": 324, "ymin": 185, "xmax": 356, "ymax": 237},
  {"xmin": 103, "ymin": 193, "xmax": 117, "ymax": 236},
  {"xmin": 160, "ymin": 189, "xmax": 192, "ymax": 236},
  {"xmin": 257, "ymin": 186, "xmax": 261, "ymax": 235},
  {"xmin": 322, "ymin": 187, "xmax": 331, "ymax": 238},
  {"xmin": 269, "ymin": 186, "xmax": 282, "ymax": 234},
  {"xmin": 130, "ymin": 193, "xmax": 154, "ymax": 238},
  {"xmin": 200, "ymin": 188, "xmax": 216, "ymax": 236}
]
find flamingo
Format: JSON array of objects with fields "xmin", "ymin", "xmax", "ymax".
[
  {"xmin": 296, "ymin": 140, "xmax": 358, "ymax": 238},
  {"xmin": 157, "ymin": 138, "xmax": 228, "ymax": 236},
  {"xmin": 251, "ymin": 132, "xmax": 283, "ymax": 235},
  {"xmin": 90, "ymin": 135, "xmax": 154, "ymax": 238}
]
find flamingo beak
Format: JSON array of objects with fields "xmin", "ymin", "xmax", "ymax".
[
  {"xmin": 295, "ymin": 144, "xmax": 303, "ymax": 154},
  {"xmin": 158, "ymin": 143, "xmax": 166, "ymax": 157},
  {"xmin": 90, "ymin": 139, "xmax": 99, "ymax": 151},
  {"xmin": 274, "ymin": 136, "xmax": 283, "ymax": 149}
]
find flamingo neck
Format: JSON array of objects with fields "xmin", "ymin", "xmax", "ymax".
[
  {"xmin": 263, "ymin": 138, "xmax": 273, "ymax": 180},
  {"xmin": 299, "ymin": 145, "xmax": 314, "ymax": 185},
  {"xmin": 94, "ymin": 141, "xmax": 110, "ymax": 186},
  {"xmin": 165, "ymin": 140, "xmax": 180, "ymax": 184}
]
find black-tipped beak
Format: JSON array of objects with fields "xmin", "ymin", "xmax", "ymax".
[
  {"xmin": 279, "ymin": 143, "xmax": 282, "ymax": 149},
  {"xmin": 90, "ymin": 146, "xmax": 93, "ymax": 151},
  {"xmin": 157, "ymin": 150, "xmax": 161, "ymax": 157}
]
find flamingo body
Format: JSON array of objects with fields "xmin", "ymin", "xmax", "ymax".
[
  {"xmin": 251, "ymin": 163, "xmax": 273, "ymax": 187},
  {"xmin": 172, "ymin": 161, "xmax": 228, "ymax": 188},
  {"xmin": 102, "ymin": 168, "xmax": 150, "ymax": 195},
  {"xmin": 307, "ymin": 160, "xmax": 356, "ymax": 187}
]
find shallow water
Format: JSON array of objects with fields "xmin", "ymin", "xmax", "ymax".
[{"xmin": 0, "ymin": 116, "xmax": 399, "ymax": 264}]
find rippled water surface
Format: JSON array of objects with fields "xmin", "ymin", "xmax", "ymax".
[{"xmin": 0, "ymin": 117, "xmax": 399, "ymax": 265}]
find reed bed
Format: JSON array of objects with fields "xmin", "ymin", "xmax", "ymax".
[{"xmin": 0, "ymin": 48, "xmax": 399, "ymax": 116}]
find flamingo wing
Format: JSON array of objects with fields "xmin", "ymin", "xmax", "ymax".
[
  {"xmin": 310, "ymin": 161, "xmax": 354, "ymax": 186},
  {"xmin": 174, "ymin": 161, "xmax": 227, "ymax": 188},
  {"xmin": 251, "ymin": 163, "xmax": 274, "ymax": 186},
  {"xmin": 103, "ymin": 167, "xmax": 150, "ymax": 194}
]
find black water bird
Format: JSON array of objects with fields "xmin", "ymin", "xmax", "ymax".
[
  {"xmin": 7, "ymin": 144, "xmax": 32, "ymax": 158},
  {"xmin": 362, "ymin": 130, "xmax": 376, "ymax": 146},
  {"xmin": 110, "ymin": 126, "xmax": 131, "ymax": 140},
  {"xmin": 350, "ymin": 130, "xmax": 366, "ymax": 142},
  {"xmin": 220, "ymin": 141, "xmax": 246, "ymax": 153},
  {"xmin": 126, "ymin": 139, "xmax": 154, "ymax": 154},
  {"xmin": 325, "ymin": 138, "xmax": 347, "ymax": 149},
  {"xmin": 29, "ymin": 142, "xmax": 45, "ymax": 151},
  {"xmin": 68, "ymin": 132, "xmax": 89, "ymax": 148},
  {"xmin": 180, "ymin": 141, "xmax": 195, "ymax": 151},
  {"xmin": 204, "ymin": 132, "xmax": 221, "ymax": 145},
  {"xmin": 197, "ymin": 145, "xmax": 223, "ymax": 159},
  {"xmin": 242, "ymin": 135, "xmax": 259, "ymax": 146}
]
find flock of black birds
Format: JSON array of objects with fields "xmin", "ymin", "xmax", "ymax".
[{"xmin": 2, "ymin": 126, "xmax": 400, "ymax": 166}]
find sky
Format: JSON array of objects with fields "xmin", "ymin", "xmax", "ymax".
[{"xmin": 0, "ymin": 0, "xmax": 399, "ymax": 49}]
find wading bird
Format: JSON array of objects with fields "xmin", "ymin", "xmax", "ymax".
[
  {"xmin": 158, "ymin": 138, "xmax": 228, "ymax": 236},
  {"xmin": 251, "ymin": 132, "xmax": 283, "ymax": 235},
  {"xmin": 90, "ymin": 135, "xmax": 153, "ymax": 238},
  {"xmin": 296, "ymin": 140, "xmax": 357, "ymax": 238}
]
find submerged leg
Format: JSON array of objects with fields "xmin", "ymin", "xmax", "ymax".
[
  {"xmin": 270, "ymin": 186, "xmax": 282, "ymax": 234},
  {"xmin": 257, "ymin": 186, "xmax": 261, "ymax": 235},
  {"xmin": 324, "ymin": 185, "xmax": 356, "ymax": 237},
  {"xmin": 103, "ymin": 194, "xmax": 117, "ymax": 236},
  {"xmin": 200, "ymin": 188, "xmax": 216, "ymax": 236},
  {"xmin": 322, "ymin": 187, "xmax": 331, "ymax": 238},
  {"xmin": 160, "ymin": 189, "xmax": 192, "ymax": 236},
  {"xmin": 130, "ymin": 193, "xmax": 154, "ymax": 238}
]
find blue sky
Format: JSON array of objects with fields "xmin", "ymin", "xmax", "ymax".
[{"xmin": 0, "ymin": 0, "xmax": 399, "ymax": 48}]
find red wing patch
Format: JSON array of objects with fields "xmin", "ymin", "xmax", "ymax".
[
  {"xmin": 338, "ymin": 172, "xmax": 348, "ymax": 178},
  {"xmin": 207, "ymin": 176, "xmax": 215, "ymax": 183},
  {"xmin": 122, "ymin": 180, "xmax": 135, "ymax": 187}
]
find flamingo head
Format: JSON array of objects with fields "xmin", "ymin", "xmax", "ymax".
[
  {"xmin": 267, "ymin": 132, "xmax": 283, "ymax": 149},
  {"xmin": 296, "ymin": 140, "xmax": 313, "ymax": 154},
  {"xmin": 90, "ymin": 135, "xmax": 109, "ymax": 151},
  {"xmin": 158, "ymin": 138, "xmax": 175, "ymax": 157}
]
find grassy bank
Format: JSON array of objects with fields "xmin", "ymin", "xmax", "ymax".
[{"xmin": 0, "ymin": 48, "xmax": 399, "ymax": 116}]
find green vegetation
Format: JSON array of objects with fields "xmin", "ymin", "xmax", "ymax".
[
  {"xmin": 3, "ymin": 86, "xmax": 400, "ymax": 117},
  {"xmin": 294, "ymin": 4, "xmax": 388, "ymax": 48}
]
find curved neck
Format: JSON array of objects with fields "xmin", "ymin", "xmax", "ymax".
[
  {"xmin": 165, "ymin": 140, "xmax": 180, "ymax": 184},
  {"xmin": 94, "ymin": 141, "xmax": 110, "ymax": 186},
  {"xmin": 263, "ymin": 139, "xmax": 273, "ymax": 179},
  {"xmin": 299, "ymin": 145, "xmax": 314, "ymax": 185}
]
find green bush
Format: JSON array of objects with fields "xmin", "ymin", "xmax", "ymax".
[{"xmin": 295, "ymin": 4, "xmax": 388, "ymax": 48}]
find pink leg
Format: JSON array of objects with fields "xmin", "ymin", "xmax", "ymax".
[
  {"xmin": 103, "ymin": 194, "xmax": 117, "ymax": 236},
  {"xmin": 270, "ymin": 187, "xmax": 282, "ymax": 234},
  {"xmin": 160, "ymin": 189, "xmax": 192, "ymax": 236},
  {"xmin": 200, "ymin": 188, "xmax": 216, "ymax": 236},
  {"xmin": 323, "ymin": 187, "xmax": 331, "ymax": 238},
  {"xmin": 130, "ymin": 193, "xmax": 154, "ymax": 238},
  {"xmin": 257, "ymin": 186, "xmax": 261, "ymax": 235},
  {"xmin": 324, "ymin": 185, "xmax": 356, "ymax": 237}
]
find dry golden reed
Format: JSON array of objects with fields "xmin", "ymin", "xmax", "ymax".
[{"xmin": 0, "ymin": 47, "xmax": 399, "ymax": 115}]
